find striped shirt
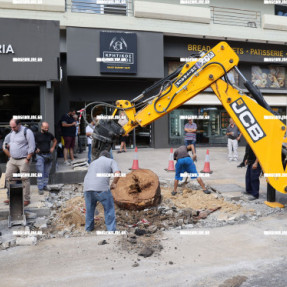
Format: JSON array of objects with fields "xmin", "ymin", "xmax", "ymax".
[{"xmin": 184, "ymin": 123, "xmax": 197, "ymax": 141}]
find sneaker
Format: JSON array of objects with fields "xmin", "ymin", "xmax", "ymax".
[
  {"xmin": 203, "ymin": 189, "xmax": 211, "ymax": 194},
  {"xmin": 171, "ymin": 191, "xmax": 177, "ymax": 196},
  {"xmin": 117, "ymin": 151, "xmax": 122, "ymax": 154},
  {"xmin": 70, "ymin": 160, "xmax": 77, "ymax": 164},
  {"xmin": 43, "ymin": 186, "xmax": 51, "ymax": 191},
  {"xmin": 4, "ymin": 199, "xmax": 9, "ymax": 205},
  {"xmin": 247, "ymin": 195, "xmax": 258, "ymax": 201},
  {"xmin": 38, "ymin": 189, "xmax": 44, "ymax": 195},
  {"xmin": 24, "ymin": 201, "xmax": 30, "ymax": 206},
  {"xmin": 64, "ymin": 161, "xmax": 71, "ymax": 166}
]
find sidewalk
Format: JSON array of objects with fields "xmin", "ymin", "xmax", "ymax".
[{"xmin": 0, "ymin": 146, "xmax": 286, "ymax": 221}]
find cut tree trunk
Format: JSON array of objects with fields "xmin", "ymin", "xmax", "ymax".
[{"xmin": 111, "ymin": 169, "xmax": 161, "ymax": 210}]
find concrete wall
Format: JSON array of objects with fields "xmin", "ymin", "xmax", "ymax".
[
  {"xmin": 66, "ymin": 28, "xmax": 164, "ymax": 79},
  {"xmin": 0, "ymin": 0, "xmax": 286, "ymax": 44},
  {"xmin": 0, "ymin": 0, "xmax": 65, "ymax": 12},
  {"xmin": 134, "ymin": 1, "xmax": 210, "ymax": 23}
]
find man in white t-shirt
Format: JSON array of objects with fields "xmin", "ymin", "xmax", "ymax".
[{"xmin": 86, "ymin": 120, "xmax": 95, "ymax": 164}]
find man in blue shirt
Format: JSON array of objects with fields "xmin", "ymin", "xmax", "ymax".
[{"xmin": 2, "ymin": 119, "xmax": 35, "ymax": 206}]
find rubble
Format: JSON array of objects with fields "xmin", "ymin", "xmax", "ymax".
[
  {"xmin": 1, "ymin": 180, "xmax": 285, "ymax": 254},
  {"xmin": 111, "ymin": 169, "xmax": 161, "ymax": 210},
  {"xmin": 34, "ymin": 217, "xmax": 49, "ymax": 229},
  {"xmin": 16, "ymin": 237, "xmax": 37, "ymax": 246},
  {"xmin": 138, "ymin": 246, "xmax": 154, "ymax": 258},
  {"xmin": 127, "ymin": 236, "xmax": 137, "ymax": 244},
  {"xmin": 135, "ymin": 229, "xmax": 146, "ymax": 236},
  {"xmin": 98, "ymin": 240, "xmax": 108, "ymax": 245},
  {"xmin": 25, "ymin": 211, "xmax": 37, "ymax": 219}
]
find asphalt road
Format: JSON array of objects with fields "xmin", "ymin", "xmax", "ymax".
[{"xmin": 1, "ymin": 214, "xmax": 287, "ymax": 287}]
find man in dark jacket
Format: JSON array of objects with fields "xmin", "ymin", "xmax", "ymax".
[
  {"xmin": 243, "ymin": 144, "xmax": 262, "ymax": 200},
  {"xmin": 34, "ymin": 122, "xmax": 57, "ymax": 195},
  {"xmin": 61, "ymin": 108, "xmax": 76, "ymax": 165}
]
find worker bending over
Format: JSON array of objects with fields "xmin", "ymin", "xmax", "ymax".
[{"xmin": 172, "ymin": 145, "xmax": 211, "ymax": 196}]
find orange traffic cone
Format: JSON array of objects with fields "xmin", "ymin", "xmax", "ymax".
[
  {"xmin": 201, "ymin": 149, "xmax": 213, "ymax": 174},
  {"xmin": 131, "ymin": 147, "xmax": 139, "ymax": 170},
  {"xmin": 165, "ymin": 148, "xmax": 175, "ymax": 171}
]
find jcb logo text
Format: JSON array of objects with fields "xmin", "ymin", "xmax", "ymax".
[{"xmin": 230, "ymin": 98, "xmax": 266, "ymax": 143}]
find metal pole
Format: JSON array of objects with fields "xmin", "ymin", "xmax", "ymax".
[
  {"xmin": 133, "ymin": 129, "xmax": 136, "ymax": 148},
  {"xmin": 267, "ymin": 183, "xmax": 276, "ymax": 202}
]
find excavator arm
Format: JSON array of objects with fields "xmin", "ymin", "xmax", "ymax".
[{"xmin": 88, "ymin": 41, "xmax": 287, "ymax": 194}]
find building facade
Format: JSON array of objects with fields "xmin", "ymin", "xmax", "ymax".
[{"xmin": 0, "ymin": 0, "xmax": 287, "ymax": 158}]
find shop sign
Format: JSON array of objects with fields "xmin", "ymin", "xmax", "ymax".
[
  {"xmin": 164, "ymin": 37, "xmax": 287, "ymax": 63},
  {"xmin": 100, "ymin": 31, "xmax": 137, "ymax": 74},
  {"xmin": 0, "ymin": 44, "xmax": 14, "ymax": 54}
]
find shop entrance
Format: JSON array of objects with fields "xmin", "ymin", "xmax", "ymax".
[
  {"xmin": 0, "ymin": 85, "xmax": 40, "ymax": 163},
  {"xmin": 70, "ymin": 101, "xmax": 152, "ymax": 149},
  {"xmin": 169, "ymin": 106, "xmax": 229, "ymax": 146}
]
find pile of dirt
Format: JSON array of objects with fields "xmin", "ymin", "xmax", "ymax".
[
  {"xmin": 162, "ymin": 187, "xmax": 247, "ymax": 214},
  {"xmin": 50, "ymin": 185, "xmax": 253, "ymax": 234},
  {"xmin": 55, "ymin": 197, "xmax": 86, "ymax": 230}
]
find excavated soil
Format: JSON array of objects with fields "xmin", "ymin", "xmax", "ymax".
[
  {"xmin": 52, "ymin": 185, "xmax": 252, "ymax": 233},
  {"xmin": 162, "ymin": 187, "xmax": 250, "ymax": 214}
]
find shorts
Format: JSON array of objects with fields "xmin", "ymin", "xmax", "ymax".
[
  {"xmin": 63, "ymin": 136, "xmax": 75, "ymax": 149},
  {"xmin": 119, "ymin": 135, "xmax": 127, "ymax": 143},
  {"xmin": 175, "ymin": 157, "xmax": 198, "ymax": 181}
]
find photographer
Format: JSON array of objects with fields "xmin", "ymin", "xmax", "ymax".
[{"xmin": 34, "ymin": 122, "xmax": 57, "ymax": 195}]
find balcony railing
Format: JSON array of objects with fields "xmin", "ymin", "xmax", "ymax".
[
  {"xmin": 69, "ymin": 0, "xmax": 133, "ymax": 15},
  {"xmin": 211, "ymin": 6, "xmax": 261, "ymax": 28}
]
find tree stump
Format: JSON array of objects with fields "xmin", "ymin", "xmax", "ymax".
[{"xmin": 111, "ymin": 169, "xmax": 161, "ymax": 210}]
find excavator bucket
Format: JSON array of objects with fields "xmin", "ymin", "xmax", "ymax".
[
  {"xmin": 8, "ymin": 183, "xmax": 26, "ymax": 228},
  {"xmin": 91, "ymin": 119, "xmax": 125, "ymax": 160}
]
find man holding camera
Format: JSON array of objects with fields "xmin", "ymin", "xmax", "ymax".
[{"xmin": 34, "ymin": 122, "xmax": 57, "ymax": 195}]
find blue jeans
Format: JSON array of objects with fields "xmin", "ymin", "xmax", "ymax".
[
  {"xmin": 245, "ymin": 163, "xmax": 262, "ymax": 198},
  {"xmin": 36, "ymin": 154, "xmax": 52, "ymax": 190},
  {"xmin": 110, "ymin": 149, "xmax": 113, "ymax": 159},
  {"xmin": 88, "ymin": 144, "xmax": 91, "ymax": 163},
  {"xmin": 184, "ymin": 139, "xmax": 196, "ymax": 152},
  {"xmin": 84, "ymin": 190, "xmax": 116, "ymax": 231}
]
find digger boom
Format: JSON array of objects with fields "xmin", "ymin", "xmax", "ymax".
[{"xmin": 92, "ymin": 42, "xmax": 287, "ymax": 194}]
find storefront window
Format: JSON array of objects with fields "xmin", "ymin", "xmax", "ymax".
[
  {"xmin": 251, "ymin": 65, "xmax": 286, "ymax": 89},
  {"xmin": 272, "ymin": 107, "xmax": 287, "ymax": 126},
  {"xmin": 169, "ymin": 106, "xmax": 232, "ymax": 145},
  {"xmin": 0, "ymin": 86, "xmax": 40, "ymax": 163}
]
